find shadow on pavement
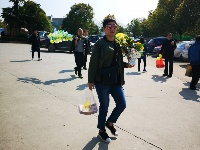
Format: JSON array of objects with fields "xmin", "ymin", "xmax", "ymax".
[
  {"xmin": 10, "ymin": 60, "xmax": 31, "ymax": 62},
  {"xmin": 59, "ymin": 70, "xmax": 74, "ymax": 73},
  {"xmin": 76, "ymin": 83, "xmax": 88, "ymax": 90},
  {"xmin": 151, "ymin": 75, "xmax": 168, "ymax": 83},
  {"xmin": 126, "ymin": 72, "xmax": 141, "ymax": 76},
  {"xmin": 82, "ymin": 136, "xmax": 117, "ymax": 150},
  {"xmin": 179, "ymin": 88, "xmax": 200, "ymax": 102},
  {"xmin": 179, "ymin": 64, "xmax": 187, "ymax": 69},
  {"xmin": 179, "ymin": 82, "xmax": 200, "ymax": 102},
  {"xmin": 17, "ymin": 75, "xmax": 76, "ymax": 85}
]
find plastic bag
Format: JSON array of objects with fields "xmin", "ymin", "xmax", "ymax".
[
  {"xmin": 156, "ymin": 54, "xmax": 164, "ymax": 68},
  {"xmin": 78, "ymin": 89, "xmax": 98, "ymax": 115}
]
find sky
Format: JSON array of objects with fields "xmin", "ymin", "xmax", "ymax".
[{"xmin": 0, "ymin": 0, "xmax": 159, "ymax": 26}]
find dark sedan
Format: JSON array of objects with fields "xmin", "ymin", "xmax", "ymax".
[{"xmin": 147, "ymin": 37, "xmax": 167, "ymax": 53}]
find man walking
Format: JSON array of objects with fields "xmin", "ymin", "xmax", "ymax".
[
  {"xmin": 188, "ymin": 35, "xmax": 200, "ymax": 90},
  {"xmin": 161, "ymin": 33, "xmax": 177, "ymax": 77},
  {"xmin": 30, "ymin": 29, "xmax": 41, "ymax": 61},
  {"xmin": 71, "ymin": 28, "xmax": 85, "ymax": 78}
]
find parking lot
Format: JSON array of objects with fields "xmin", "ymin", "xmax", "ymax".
[{"xmin": 0, "ymin": 43, "xmax": 200, "ymax": 150}]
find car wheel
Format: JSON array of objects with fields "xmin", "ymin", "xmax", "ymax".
[{"xmin": 48, "ymin": 44, "xmax": 56, "ymax": 52}]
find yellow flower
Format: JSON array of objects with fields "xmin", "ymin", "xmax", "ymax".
[{"xmin": 50, "ymin": 40, "xmax": 54, "ymax": 44}]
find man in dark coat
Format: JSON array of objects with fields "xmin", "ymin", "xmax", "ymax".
[
  {"xmin": 30, "ymin": 29, "xmax": 41, "ymax": 61},
  {"xmin": 188, "ymin": 35, "xmax": 200, "ymax": 90},
  {"xmin": 161, "ymin": 33, "xmax": 177, "ymax": 77}
]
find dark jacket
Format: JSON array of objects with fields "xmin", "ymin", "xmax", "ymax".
[
  {"xmin": 188, "ymin": 41, "xmax": 200, "ymax": 65},
  {"xmin": 30, "ymin": 33, "xmax": 41, "ymax": 51},
  {"xmin": 70, "ymin": 36, "xmax": 90, "ymax": 54},
  {"xmin": 88, "ymin": 36, "xmax": 128, "ymax": 85},
  {"xmin": 161, "ymin": 39, "xmax": 177, "ymax": 58}
]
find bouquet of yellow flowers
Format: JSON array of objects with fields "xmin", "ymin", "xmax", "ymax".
[
  {"xmin": 115, "ymin": 33, "xmax": 144, "ymax": 65},
  {"xmin": 47, "ymin": 30, "xmax": 73, "ymax": 44}
]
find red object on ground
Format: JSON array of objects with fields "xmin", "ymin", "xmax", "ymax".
[{"xmin": 156, "ymin": 58, "xmax": 164, "ymax": 68}]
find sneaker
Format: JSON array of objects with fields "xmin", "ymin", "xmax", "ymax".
[
  {"xmin": 38, "ymin": 58, "xmax": 42, "ymax": 61},
  {"xmin": 163, "ymin": 74, "xmax": 168, "ymax": 76},
  {"xmin": 106, "ymin": 121, "xmax": 118, "ymax": 136},
  {"xmin": 98, "ymin": 131, "xmax": 111, "ymax": 143},
  {"xmin": 143, "ymin": 69, "xmax": 147, "ymax": 72}
]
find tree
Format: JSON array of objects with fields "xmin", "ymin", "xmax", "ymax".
[
  {"xmin": 22, "ymin": 1, "xmax": 52, "ymax": 34},
  {"xmin": 175, "ymin": 0, "xmax": 200, "ymax": 37},
  {"xmin": 0, "ymin": 20, "xmax": 5, "ymax": 28},
  {"xmin": 2, "ymin": 0, "xmax": 52, "ymax": 35},
  {"xmin": 126, "ymin": 19, "xmax": 142, "ymax": 37},
  {"xmin": 62, "ymin": 3, "xmax": 94, "ymax": 35},
  {"xmin": 1, "ymin": 0, "xmax": 25, "ymax": 35}
]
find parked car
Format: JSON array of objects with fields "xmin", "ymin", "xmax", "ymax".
[
  {"xmin": 28, "ymin": 32, "xmax": 72, "ymax": 52},
  {"xmin": 174, "ymin": 42, "xmax": 188, "ymax": 59},
  {"xmin": 41, "ymin": 37, "xmax": 73, "ymax": 52},
  {"xmin": 0, "ymin": 28, "xmax": 4, "ymax": 37},
  {"xmin": 153, "ymin": 45, "xmax": 162, "ymax": 56},
  {"xmin": 88, "ymin": 35, "xmax": 100, "ymax": 51},
  {"xmin": 181, "ymin": 40, "xmax": 195, "ymax": 61},
  {"xmin": 147, "ymin": 37, "xmax": 167, "ymax": 53}
]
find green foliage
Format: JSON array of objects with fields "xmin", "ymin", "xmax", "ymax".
[
  {"xmin": 62, "ymin": 3, "xmax": 95, "ymax": 35},
  {"xmin": 126, "ymin": 18, "xmax": 142, "ymax": 37},
  {"xmin": 22, "ymin": 1, "xmax": 52, "ymax": 34},
  {"xmin": 175, "ymin": 0, "xmax": 200, "ymax": 36},
  {"xmin": 125, "ymin": 0, "xmax": 199, "ymax": 40},
  {"xmin": 1, "ymin": 0, "xmax": 52, "ymax": 35},
  {"xmin": 0, "ymin": 20, "xmax": 6, "ymax": 28}
]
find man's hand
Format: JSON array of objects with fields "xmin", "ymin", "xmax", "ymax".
[
  {"xmin": 127, "ymin": 63, "xmax": 135, "ymax": 68},
  {"xmin": 88, "ymin": 83, "xmax": 94, "ymax": 91}
]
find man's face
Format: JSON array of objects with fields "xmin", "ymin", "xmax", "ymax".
[
  {"xmin": 77, "ymin": 29, "xmax": 83, "ymax": 36},
  {"xmin": 104, "ymin": 21, "xmax": 117, "ymax": 37},
  {"xmin": 167, "ymin": 34, "xmax": 172, "ymax": 40}
]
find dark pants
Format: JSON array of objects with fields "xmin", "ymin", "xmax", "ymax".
[
  {"xmin": 138, "ymin": 58, "xmax": 146, "ymax": 71},
  {"xmin": 190, "ymin": 65, "xmax": 200, "ymax": 88},
  {"xmin": 74, "ymin": 51, "xmax": 84, "ymax": 75},
  {"xmin": 83, "ymin": 53, "xmax": 88, "ymax": 68},
  {"xmin": 32, "ymin": 49, "xmax": 40, "ymax": 58},
  {"xmin": 95, "ymin": 84, "xmax": 126, "ymax": 131},
  {"xmin": 164, "ymin": 57, "xmax": 173, "ymax": 75}
]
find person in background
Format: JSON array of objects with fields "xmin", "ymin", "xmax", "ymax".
[
  {"xmin": 71, "ymin": 28, "xmax": 85, "ymax": 78},
  {"xmin": 160, "ymin": 33, "xmax": 177, "ymax": 77},
  {"xmin": 88, "ymin": 17, "xmax": 134, "ymax": 143},
  {"xmin": 188, "ymin": 35, "xmax": 200, "ymax": 90},
  {"xmin": 82, "ymin": 29, "xmax": 91, "ymax": 70},
  {"xmin": 138, "ymin": 37, "xmax": 148, "ymax": 72},
  {"xmin": 30, "ymin": 29, "xmax": 41, "ymax": 61}
]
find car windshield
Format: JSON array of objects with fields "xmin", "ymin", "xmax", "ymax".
[
  {"xmin": 157, "ymin": 38, "xmax": 166, "ymax": 44},
  {"xmin": 177, "ymin": 43, "xmax": 186, "ymax": 48},
  {"xmin": 148, "ymin": 39, "xmax": 154, "ymax": 44}
]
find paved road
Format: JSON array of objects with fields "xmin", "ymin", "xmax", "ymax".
[{"xmin": 0, "ymin": 43, "xmax": 200, "ymax": 150}]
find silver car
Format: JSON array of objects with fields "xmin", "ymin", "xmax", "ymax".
[
  {"xmin": 174, "ymin": 42, "xmax": 187, "ymax": 59},
  {"xmin": 181, "ymin": 40, "xmax": 195, "ymax": 61}
]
